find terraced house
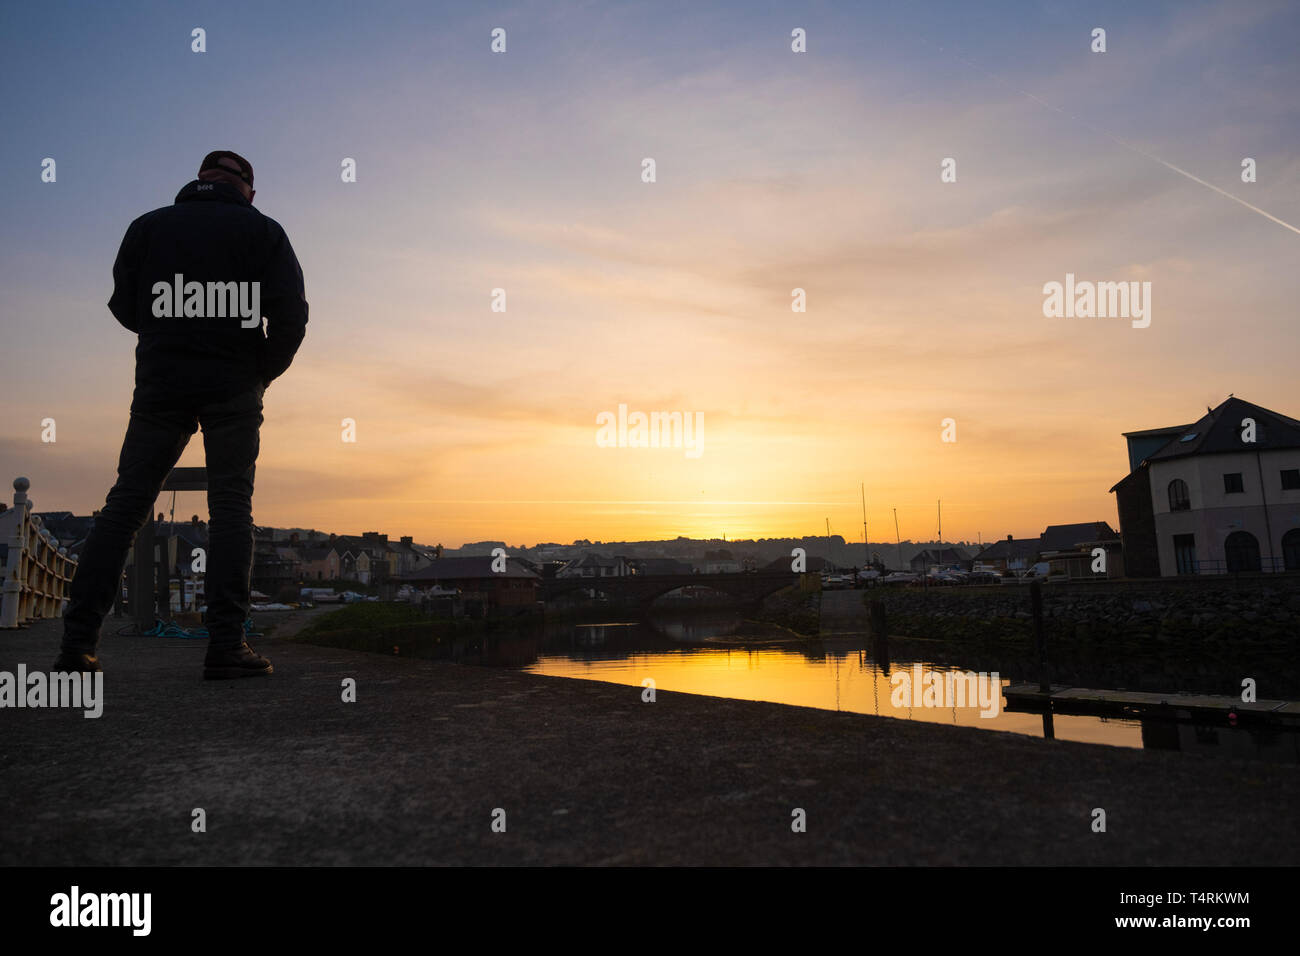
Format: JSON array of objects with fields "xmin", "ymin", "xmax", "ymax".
[{"xmin": 1111, "ymin": 397, "xmax": 1300, "ymax": 576}]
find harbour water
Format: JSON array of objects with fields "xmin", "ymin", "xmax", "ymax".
[{"xmin": 479, "ymin": 611, "xmax": 1300, "ymax": 764}]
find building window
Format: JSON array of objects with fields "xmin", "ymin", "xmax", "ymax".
[
  {"xmin": 1173, "ymin": 534, "xmax": 1196, "ymax": 575},
  {"xmin": 1167, "ymin": 479, "xmax": 1191, "ymax": 512},
  {"xmin": 1284, "ymin": 530, "xmax": 1300, "ymax": 572},
  {"xmin": 1223, "ymin": 473, "xmax": 1244, "ymax": 494},
  {"xmin": 1224, "ymin": 531, "xmax": 1261, "ymax": 573},
  {"xmin": 1282, "ymin": 469, "xmax": 1300, "ymax": 491}
]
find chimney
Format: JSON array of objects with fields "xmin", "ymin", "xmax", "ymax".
[
  {"xmin": 401, "ymin": 535, "xmax": 413, "ymax": 546},
  {"xmin": 1007, "ymin": 534, "xmax": 1013, "ymax": 542}
]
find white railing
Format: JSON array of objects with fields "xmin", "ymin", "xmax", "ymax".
[{"xmin": 0, "ymin": 477, "xmax": 78, "ymax": 628}]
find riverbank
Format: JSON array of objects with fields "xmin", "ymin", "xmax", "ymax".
[
  {"xmin": 279, "ymin": 602, "xmax": 667, "ymax": 658},
  {"xmin": 751, "ymin": 585, "xmax": 821, "ymax": 636},
  {"xmin": 2, "ymin": 616, "xmax": 1297, "ymax": 865}
]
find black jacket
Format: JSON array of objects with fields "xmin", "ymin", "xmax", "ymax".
[{"xmin": 109, "ymin": 180, "xmax": 308, "ymax": 399}]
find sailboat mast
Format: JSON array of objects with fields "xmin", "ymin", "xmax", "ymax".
[
  {"xmin": 893, "ymin": 507, "xmax": 902, "ymax": 570},
  {"xmin": 861, "ymin": 482, "xmax": 869, "ymax": 565}
]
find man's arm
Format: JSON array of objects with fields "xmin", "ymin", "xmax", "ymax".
[
  {"xmin": 107, "ymin": 220, "xmax": 144, "ymax": 333},
  {"xmin": 258, "ymin": 222, "xmax": 308, "ymax": 387}
]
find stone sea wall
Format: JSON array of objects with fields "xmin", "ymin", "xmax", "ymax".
[{"xmin": 865, "ymin": 577, "xmax": 1300, "ymax": 648}]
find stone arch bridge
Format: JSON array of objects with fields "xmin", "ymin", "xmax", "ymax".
[{"xmin": 541, "ymin": 571, "xmax": 798, "ymax": 607}]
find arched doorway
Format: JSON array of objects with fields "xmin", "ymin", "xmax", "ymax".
[
  {"xmin": 1283, "ymin": 528, "xmax": 1300, "ymax": 572},
  {"xmin": 1224, "ymin": 531, "xmax": 1261, "ymax": 573}
]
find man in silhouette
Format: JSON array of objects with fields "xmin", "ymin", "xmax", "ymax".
[{"xmin": 54, "ymin": 150, "xmax": 307, "ymax": 679}]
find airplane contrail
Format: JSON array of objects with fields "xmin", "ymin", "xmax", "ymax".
[
  {"xmin": 1119, "ymin": 148, "xmax": 1300, "ymax": 237},
  {"xmin": 923, "ymin": 31, "xmax": 1300, "ymax": 237}
]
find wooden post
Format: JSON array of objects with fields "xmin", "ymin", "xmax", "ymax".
[
  {"xmin": 1031, "ymin": 580, "xmax": 1049, "ymax": 693},
  {"xmin": 869, "ymin": 599, "xmax": 890, "ymax": 674}
]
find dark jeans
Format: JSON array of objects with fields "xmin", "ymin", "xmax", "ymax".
[{"xmin": 62, "ymin": 383, "xmax": 265, "ymax": 653}]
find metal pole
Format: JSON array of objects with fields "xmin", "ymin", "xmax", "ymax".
[
  {"xmin": 132, "ymin": 516, "xmax": 156, "ymax": 632},
  {"xmin": 1255, "ymin": 449, "xmax": 1276, "ymax": 571},
  {"xmin": 156, "ymin": 515, "xmax": 170, "ymax": 622}
]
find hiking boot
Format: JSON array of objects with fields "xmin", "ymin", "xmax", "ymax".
[
  {"xmin": 52, "ymin": 650, "xmax": 101, "ymax": 673},
  {"xmin": 203, "ymin": 641, "xmax": 273, "ymax": 680}
]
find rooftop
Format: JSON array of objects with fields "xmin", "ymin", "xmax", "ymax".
[
  {"xmin": 1039, "ymin": 522, "xmax": 1118, "ymax": 553},
  {"xmin": 1139, "ymin": 397, "xmax": 1300, "ymax": 465}
]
